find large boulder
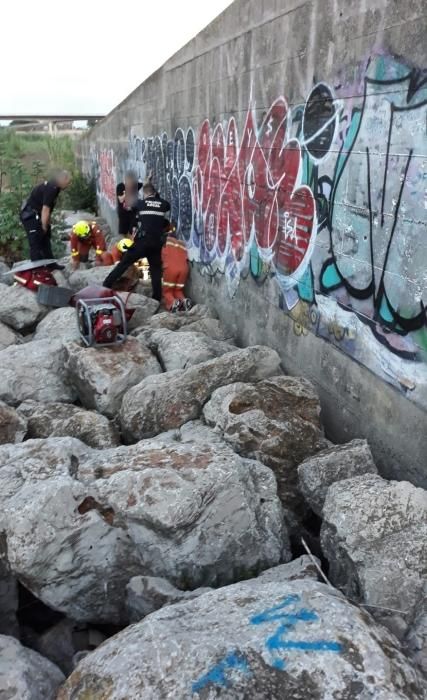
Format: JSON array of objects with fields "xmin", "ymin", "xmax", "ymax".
[
  {"xmin": 0, "ymin": 283, "xmax": 48, "ymax": 331},
  {"xmin": 256, "ymin": 555, "xmax": 320, "ymax": 584},
  {"xmin": 138, "ymin": 304, "xmax": 217, "ymax": 332},
  {"xmin": 157, "ymin": 419, "xmax": 226, "ymax": 447},
  {"xmin": 127, "ymin": 554, "xmax": 321, "ymax": 623},
  {"xmin": 0, "ymin": 340, "xmax": 76, "ymax": 406},
  {"xmin": 298, "ymin": 439, "xmax": 378, "ymax": 516},
  {"xmin": 68, "ymin": 265, "xmax": 115, "ymax": 291},
  {"xmin": 17, "ymin": 400, "xmax": 120, "ymax": 449},
  {"xmin": 127, "ymin": 576, "xmax": 212, "ymax": 622},
  {"xmin": 57, "ymin": 578, "xmax": 425, "ymax": 700},
  {"xmin": 64, "ymin": 338, "xmax": 161, "ymax": 418},
  {"xmin": 120, "ymin": 345, "xmax": 282, "ymax": 441},
  {"xmin": 321, "ymin": 474, "xmax": 427, "ymax": 640},
  {"xmin": 0, "ymin": 320, "xmax": 21, "ymax": 351},
  {"xmin": 404, "ymin": 598, "xmax": 427, "ymax": 676},
  {"xmin": 115, "ymin": 291, "xmax": 159, "ymax": 330},
  {"xmin": 179, "ymin": 317, "xmax": 234, "ymax": 342},
  {"xmin": 0, "ymin": 634, "xmax": 64, "ymax": 699},
  {"xmin": 34, "ymin": 307, "xmax": 80, "ymax": 343},
  {"xmin": 1, "ymin": 477, "xmax": 143, "ymax": 625},
  {"xmin": 144, "ymin": 328, "xmax": 236, "ymax": 372},
  {"xmin": 134, "ymin": 317, "xmax": 234, "ymax": 345},
  {"xmin": 0, "ymin": 437, "xmax": 287, "ymax": 624},
  {"xmin": 78, "ymin": 439, "xmax": 289, "ymax": 589},
  {"xmin": 0, "ymin": 401, "xmax": 27, "ymax": 444},
  {"xmin": 203, "ymin": 376, "xmax": 327, "ymax": 523},
  {"xmin": 0, "ymin": 437, "xmax": 91, "ymax": 502}
]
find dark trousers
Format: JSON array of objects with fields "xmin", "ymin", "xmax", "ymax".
[
  {"xmin": 118, "ymin": 211, "xmax": 136, "ymax": 236},
  {"xmin": 21, "ymin": 217, "xmax": 53, "ymax": 261},
  {"xmin": 103, "ymin": 236, "xmax": 163, "ymax": 301}
]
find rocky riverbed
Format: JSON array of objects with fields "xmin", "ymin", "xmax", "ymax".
[{"xmin": 0, "ymin": 261, "xmax": 425, "ymax": 699}]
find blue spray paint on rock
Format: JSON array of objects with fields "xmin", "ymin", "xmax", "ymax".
[
  {"xmin": 250, "ymin": 594, "xmax": 342, "ymax": 670},
  {"xmin": 192, "ymin": 651, "xmax": 251, "ymax": 693},
  {"xmin": 192, "ymin": 594, "xmax": 343, "ymax": 693}
]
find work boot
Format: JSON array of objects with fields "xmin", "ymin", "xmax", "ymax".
[
  {"xmin": 181, "ymin": 298, "xmax": 193, "ymax": 311},
  {"xmin": 170, "ymin": 300, "xmax": 181, "ymax": 313},
  {"xmin": 48, "ymin": 262, "xmax": 65, "ymax": 271}
]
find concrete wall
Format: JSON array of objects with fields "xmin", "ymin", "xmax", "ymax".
[{"xmin": 77, "ymin": 0, "xmax": 427, "ymax": 487}]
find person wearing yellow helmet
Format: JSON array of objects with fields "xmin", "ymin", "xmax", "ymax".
[
  {"xmin": 98, "ymin": 237, "xmax": 139, "ymax": 291},
  {"xmin": 99, "ymin": 238, "xmax": 134, "ymax": 266},
  {"xmin": 113, "ymin": 237, "xmax": 134, "ymax": 261},
  {"xmin": 70, "ymin": 220, "xmax": 107, "ymax": 269}
]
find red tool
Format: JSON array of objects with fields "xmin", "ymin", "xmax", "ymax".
[{"xmin": 71, "ymin": 286, "xmax": 135, "ymax": 348}]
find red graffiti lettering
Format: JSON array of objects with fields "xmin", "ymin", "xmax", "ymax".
[
  {"xmin": 99, "ymin": 149, "xmax": 116, "ymax": 209},
  {"xmin": 195, "ymin": 99, "xmax": 316, "ymax": 283}
]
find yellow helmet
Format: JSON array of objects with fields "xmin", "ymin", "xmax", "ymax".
[
  {"xmin": 73, "ymin": 221, "xmax": 90, "ymax": 238},
  {"xmin": 117, "ymin": 238, "xmax": 134, "ymax": 253}
]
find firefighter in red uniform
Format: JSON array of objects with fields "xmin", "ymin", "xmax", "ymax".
[
  {"xmin": 161, "ymin": 223, "xmax": 192, "ymax": 312},
  {"xmin": 70, "ymin": 220, "xmax": 107, "ymax": 269},
  {"xmin": 111, "ymin": 238, "xmax": 134, "ymax": 263},
  {"xmin": 99, "ymin": 238, "xmax": 134, "ymax": 266},
  {"xmin": 99, "ymin": 238, "xmax": 139, "ymax": 291}
]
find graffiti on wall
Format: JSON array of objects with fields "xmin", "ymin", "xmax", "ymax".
[
  {"xmin": 90, "ymin": 146, "xmax": 117, "ymax": 209},
  {"xmin": 127, "ymin": 128, "xmax": 195, "ymax": 241},
  {"xmin": 91, "ymin": 53, "xmax": 427, "ymax": 402}
]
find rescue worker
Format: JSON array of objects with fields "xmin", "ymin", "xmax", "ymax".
[
  {"xmin": 98, "ymin": 237, "xmax": 139, "ymax": 291},
  {"xmin": 161, "ymin": 223, "xmax": 192, "ymax": 312},
  {"xmin": 70, "ymin": 220, "xmax": 107, "ymax": 269},
  {"xmin": 116, "ymin": 171, "xmax": 142, "ymax": 235},
  {"xmin": 110, "ymin": 237, "xmax": 135, "ymax": 263},
  {"xmin": 20, "ymin": 170, "xmax": 71, "ymax": 266},
  {"xmin": 99, "ymin": 238, "xmax": 133, "ymax": 265},
  {"xmin": 103, "ymin": 182, "xmax": 170, "ymax": 301}
]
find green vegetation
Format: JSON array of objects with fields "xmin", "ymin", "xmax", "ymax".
[{"xmin": 0, "ymin": 130, "xmax": 97, "ymax": 263}]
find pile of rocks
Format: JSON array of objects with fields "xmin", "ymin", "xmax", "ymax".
[{"xmin": 0, "ymin": 275, "xmax": 425, "ymax": 699}]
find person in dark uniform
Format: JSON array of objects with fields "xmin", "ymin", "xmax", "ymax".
[
  {"xmin": 20, "ymin": 170, "xmax": 71, "ymax": 262},
  {"xmin": 116, "ymin": 171, "xmax": 142, "ymax": 236},
  {"xmin": 103, "ymin": 182, "xmax": 170, "ymax": 301}
]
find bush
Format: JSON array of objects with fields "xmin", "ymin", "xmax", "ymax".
[
  {"xmin": 0, "ymin": 191, "xmax": 28, "ymax": 262},
  {"xmin": 0, "ymin": 131, "xmax": 102, "ymax": 262},
  {"xmin": 46, "ymin": 136, "xmax": 75, "ymax": 172},
  {"xmin": 63, "ymin": 171, "xmax": 97, "ymax": 213},
  {"xmin": 0, "ymin": 161, "xmax": 31, "ymax": 262},
  {"xmin": 0, "ymin": 130, "xmax": 80, "ymax": 261}
]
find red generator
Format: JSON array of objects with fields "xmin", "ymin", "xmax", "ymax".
[{"xmin": 72, "ymin": 285, "xmax": 135, "ymax": 348}]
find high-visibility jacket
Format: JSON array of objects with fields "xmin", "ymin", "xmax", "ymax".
[
  {"xmin": 70, "ymin": 222, "xmax": 106, "ymax": 264},
  {"xmin": 161, "ymin": 236, "xmax": 188, "ymax": 309}
]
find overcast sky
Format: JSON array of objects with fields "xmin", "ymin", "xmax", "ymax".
[{"xmin": 0, "ymin": 0, "xmax": 234, "ymax": 116}]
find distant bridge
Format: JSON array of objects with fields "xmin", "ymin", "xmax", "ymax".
[
  {"xmin": 0, "ymin": 115, "xmax": 105, "ymax": 121},
  {"xmin": 0, "ymin": 115, "xmax": 105, "ymax": 136}
]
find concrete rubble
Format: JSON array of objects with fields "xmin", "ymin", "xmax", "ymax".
[{"xmin": 0, "ymin": 265, "xmax": 424, "ymax": 697}]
